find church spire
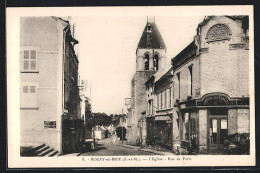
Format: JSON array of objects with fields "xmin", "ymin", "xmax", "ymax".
[
  {"xmin": 137, "ymin": 17, "xmax": 166, "ymax": 49},
  {"xmin": 147, "ymin": 16, "xmax": 155, "ymax": 24}
]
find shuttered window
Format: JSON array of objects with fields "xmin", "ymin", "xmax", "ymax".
[
  {"xmin": 23, "ymin": 50, "xmax": 37, "ymax": 71},
  {"xmin": 21, "ymin": 84, "xmax": 38, "ymax": 108}
]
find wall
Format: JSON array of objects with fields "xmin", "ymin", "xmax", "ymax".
[
  {"xmin": 20, "ymin": 17, "xmax": 63, "ymax": 151},
  {"xmin": 172, "ymin": 56, "xmax": 200, "ymax": 102},
  {"xmin": 228, "ymin": 109, "xmax": 250, "ymax": 135},
  {"xmin": 199, "ymin": 16, "xmax": 249, "ymax": 98},
  {"xmin": 127, "ymin": 71, "xmax": 155, "ymax": 145}
]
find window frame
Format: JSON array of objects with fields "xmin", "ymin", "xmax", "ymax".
[
  {"xmin": 177, "ymin": 72, "xmax": 180, "ymax": 99},
  {"xmin": 188, "ymin": 65, "xmax": 193, "ymax": 96},
  {"xmin": 21, "ymin": 46, "xmax": 39, "ymax": 72},
  {"xmin": 144, "ymin": 54, "xmax": 150, "ymax": 71},
  {"xmin": 153, "ymin": 54, "xmax": 159, "ymax": 70},
  {"xmin": 164, "ymin": 90, "xmax": 167, "ymax": 109},
  {"xmin": 169, "ymin": 87, "xmax": 172, "ymax": 108},
  {"xmin": 20, "ymin": 83, "xmax": 39, "ymax": 109}
]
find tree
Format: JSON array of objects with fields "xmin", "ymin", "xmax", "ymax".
[{"xmin": 92, "ymin": 112, "xmax": 111, "ymax": 126}]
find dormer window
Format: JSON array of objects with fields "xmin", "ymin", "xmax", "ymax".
[
  {"xmin": 147, "ymin": 25, "xmax": 151, "ymax": 32},
  {"xmin": 145, "ymin": 54, "xmax": 149, "ymax": 70}
]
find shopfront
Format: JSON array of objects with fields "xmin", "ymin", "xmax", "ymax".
[
  {"xmin": 154, "ymin": 115, "xmax": 172, "ymax": 151},
  {"xmin": 208, "ymin": 108, "xmax": 228, "ymax": 154},
  {"xmin": 178, "ymin": 93, "xmax": 249, "ymax": 154}
]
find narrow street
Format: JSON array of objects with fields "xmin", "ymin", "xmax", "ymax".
[{"xmin": 79, "ymin": 138, "xmax": 157, "ymax": 156}]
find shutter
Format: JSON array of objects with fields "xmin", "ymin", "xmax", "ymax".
[
  {"xmin": 30, "ymin": 86, "xmax": 36, "ymax": 93},
  {"xmin": 23, "ymin": 86, "xmax": 29, "ymax": 93}
]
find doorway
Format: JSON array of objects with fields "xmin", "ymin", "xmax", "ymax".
[{"xmin": 208, "ymin": 115, "xmax": 228, "ymax": 154}]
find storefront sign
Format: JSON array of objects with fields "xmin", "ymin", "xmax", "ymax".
[
  {"xmin": 44, "ymin": 121, "xmax": 56, "ymax": 128},
  {"xmin": 155, "ymin": 116, "xmax": 171, "ymax": 121},
  {"xmin": 125, "ymin": 98, "xmax": 131, "ymax": 106},
  {"xmin": 202, "ymin": 95, "xmax": 229, "ymax": 106}
]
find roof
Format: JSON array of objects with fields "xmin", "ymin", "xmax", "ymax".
[
  {"xmin": 198, "ymin": 16, "xmax": 249, "ymax": 31},
  {"xmin": 171, "ymin": 41, "xmax": 197, "ymax": 70},
  {"xmin": 153, "ymin": 61, "xmax": 172, "ymax": 83},
  {"xmin": 137, "ymin": 22, "xmax": 166, "ymax": 49}
]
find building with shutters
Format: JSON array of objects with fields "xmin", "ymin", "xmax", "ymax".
[{"xmin": 20, "ymin": 17, "xmax": 82, "ymax": 154}]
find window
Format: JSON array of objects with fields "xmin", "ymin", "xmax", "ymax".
[
  {"xmin": 21, "ymin": 84, "xmax": 38, "ymax": 108},
  {"xmin": 183, "ymin": 113, "xmax": 197, "ymax": 144},
  {"xmin": 160, "ymin": 92, "xmax": 163, "ymax": 110},
  {"xmin": 183, "ymin": 113, "xmax": 190, "ymax": 141},
  {"xmin": 154, "ymin": 54, "xmax": 159, "ymax": 70},
  {"xmin": 23, "ymin": 50, "xmax": 37, "ymax": 71},
  {"xmin": 147, "ymin": 25, "xmax": 151, "ymax": 31},
  {"xmin": 157, "ymin": 94, "xmax": 159, "ymax": 110},
  {"xmin": 147, "ymin": 102, "xmax": 150, "ymax": 115},
  {"xmin": 164, "ymin": 91, "xmax": 167, "ymax": 109},
  {"xmin": 145, "ymin": 54, "xmax": 149, "ymax": 70},
  {"xmin": 169, "ymin": 87, "xmax": 172, "ymax": 108},
  {"xmin": 177, "ymin": 72, "xmax": 180, "ymax": 99},
  {"xmin": 188, "ymin": 65, "xmax": 193, "ymax": 96},
  {"xmin": 151, "ymin": 100, "xmax": 153, "ymax": 115}
]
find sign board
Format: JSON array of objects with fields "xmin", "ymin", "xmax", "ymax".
[
  {"xmin": 221, "ymin": 119, "xmax": 227, "ymax": 129},
  {"xmin": 44, "ymin": 121, "xmax": 56, "ymax": 128},
  {"xmin": 125, "ymin": 98, "xmax": 131, "ymax": 106},
  {"xmin": 155, "ymin": 116, "xmax": 171, "ymax": 121}
]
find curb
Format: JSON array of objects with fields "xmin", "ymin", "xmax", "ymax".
[{"xmin": 116, "ymin": 143, "xmax": 174, "ymax": 155}]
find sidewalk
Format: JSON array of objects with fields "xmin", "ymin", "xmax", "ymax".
[
  {"xmin": 115, "ymin": 141, "xmax": 175, "ymax": 155},
  {"xmin": 59, "ymin": 153, "xmax": 81, "ymax": 157}
]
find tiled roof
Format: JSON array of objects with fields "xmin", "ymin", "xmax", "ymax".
[
  {"xmin": 153, "ymin": 61, "xmax": 172, "ymax": 83},
  {"xmin": 137, "ymin": 22, "xmax": 166, "ymax": 49}
]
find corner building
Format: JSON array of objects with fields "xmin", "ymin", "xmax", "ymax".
[
  {"xmin": 20, "ymin": 17, "xmax": 82, "ymax": 154},
  {"xmin": 171, "ymin": 16, "xmax": 250, "ymax": 154},
  {"xmin": 127, "ymin": 18, "xmax": 167, "ymax": 145}
]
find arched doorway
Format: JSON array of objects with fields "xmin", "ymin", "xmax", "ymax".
[{"xmin": 116, "ymin": 126, "xmax": 127, "ymax": 140}]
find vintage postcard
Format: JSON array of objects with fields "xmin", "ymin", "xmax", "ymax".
[{"xmin": 7, "ymin": 6, "xmax": 255, "ymax": 168}]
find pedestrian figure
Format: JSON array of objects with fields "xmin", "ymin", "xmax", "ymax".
[
  {"xmin": 111, "ymin": 132, "xmax": 116, "ymax": 144},
  {"xmin": 189, "ymin": 133, "xmax": 196, "ymax": 154}
]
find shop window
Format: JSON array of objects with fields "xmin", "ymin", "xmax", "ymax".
[
  {"xmin": 145, "ymin": 54, "xmax": 149, "ymax": 70},
  {"xmin": 22, "ymin": 50, "xmax": 37, "ymax": 71},
  {"xmin": 183, "ymin": 113, "xmax": 197, "ymax": 142}
]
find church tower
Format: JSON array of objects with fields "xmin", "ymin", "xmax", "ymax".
[
  {"xmin": 127, "ymin": 17, "xmax": 167, "ymax": 145},
  {"xmin": 136, "ymin": 17, "xmax": 167, "ymax": 72}
]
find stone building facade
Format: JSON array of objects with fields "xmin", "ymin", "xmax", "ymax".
[
  {"xmin": 127, "ymin": 18, "xmax": 167, "ymax": 145},
  {"xmin": 171, "ymin": 16, "xmax": 250, "ymax": 154},
  {"xmin": 20, "ymin": 17, "xmax": 82, "ymax": 154},
  {"xmin": 145, "ymin": 64, "xmax": 173, "ymax": 150}
]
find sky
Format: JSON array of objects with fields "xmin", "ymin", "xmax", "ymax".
[{"xmin": 70, "ymin": 15, "xmax": 205, "ymax": 115}]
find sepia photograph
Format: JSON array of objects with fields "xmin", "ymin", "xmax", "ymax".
[{"xmin": 7, "ymin": 6, "xmax": 255, "ymax": 167}]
